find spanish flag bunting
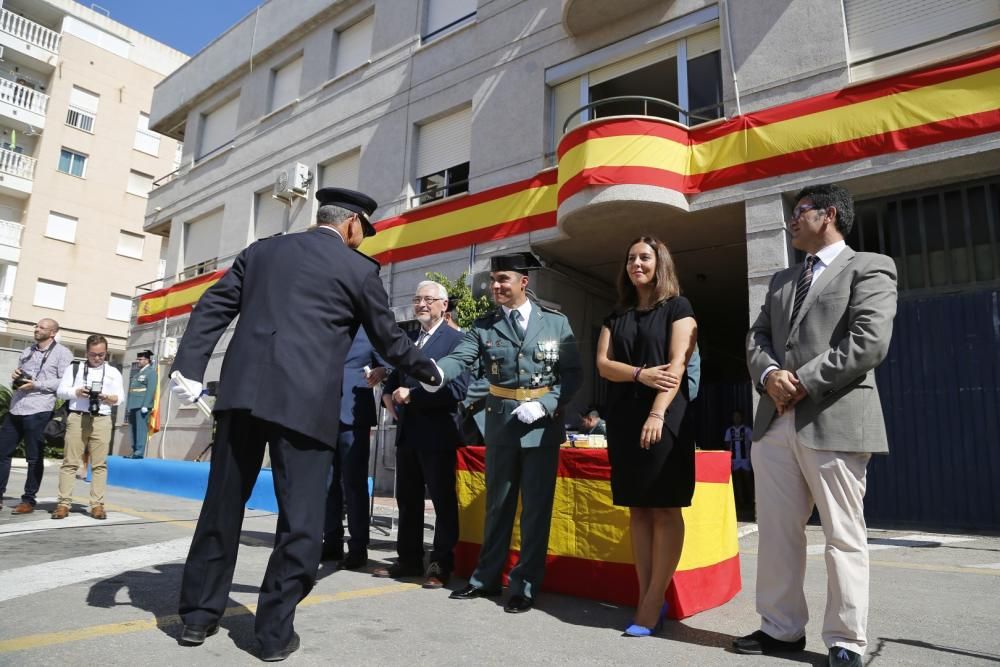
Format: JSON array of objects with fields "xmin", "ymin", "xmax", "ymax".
[
  {"xmin": 147, "ymin": 364, "xmax": 162, "ymax": 436},
  {"xmin": 136, "ymin": 269, "xmax": 227, "ymax": 325}
]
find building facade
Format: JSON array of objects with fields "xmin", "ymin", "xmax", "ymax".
[
  {"xmin": 0, "ymin": 0, "xmax": 186, "ymax": 366},
  {"xmin": 134, "ymin": 0, "xmax": 1000, "ymax": 529}
]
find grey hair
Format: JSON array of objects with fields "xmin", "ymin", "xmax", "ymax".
[
  {"xmin": 415, "ymin": 280, "xmax": 448, "ymax": 300},
  {"xmin": 316, "ymin": 205, "xmax": 355, "ymax": 226}
]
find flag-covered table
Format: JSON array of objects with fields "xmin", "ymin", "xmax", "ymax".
[{"xmin": 455, "ymin": 446, "xmax": 740, "ymax": 619}]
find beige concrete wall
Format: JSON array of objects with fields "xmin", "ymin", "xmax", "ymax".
[{"xmin": 8, "ymin": 32, "xmax": 183, "ymax": 352}]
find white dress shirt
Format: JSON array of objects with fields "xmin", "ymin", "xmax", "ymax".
[
  {"xmin": 57, "ymin": 362, "xmax": 125, "ymax": 415},
  {"xmin": 417, "ymin": 318, "xmax": 445, "ymax": 347},
  {"xmin": 501, "ymin": 300, "xmax": 533, "ymax": 332}
]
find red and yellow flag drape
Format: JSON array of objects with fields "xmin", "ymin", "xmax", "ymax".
[
  {"xmin": 454, "ymin": 447, "xmax": 740, "ymax": 619},
  {"xmin": 147, "ymin": 365, "xmax": 162, "ymax": 436}
]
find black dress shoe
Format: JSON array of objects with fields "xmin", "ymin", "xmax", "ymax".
[
  {"xmin": 320, "ymin": 541, "xmax": 344, "ymax": 561},
  {"xmin": 449, "ymin": 583, "xmax": 502, "ymax": 600},
  {"xmin": 372, "ymin": 561, "xmax": 424, "ymax": 578},
  {"xmin": 179, "ymin": 623, "xmax": 219, "ymax": 646},
  {"xmin": 733, "ymin": 630, "xmax": 806, "ymax": 655},
  {"xmin": 828, "ymin": 647, "xmax": 863, "ymax": 667},
  {"xmin": 260, "ymin": 632, "xmax": 300, "ymax": 662},
  {"xmin": 503, "ymin": 594, "xmax": 534, "ymax": 613},
  {"xmin": 337, "ymin": 550, "xmax": 368, "ymax": 570}
]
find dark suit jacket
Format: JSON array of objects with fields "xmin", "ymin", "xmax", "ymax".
[
  {"xmin": 384, "ymin": 324, "xmax": 469, "ymax": 449},
  {"xmin": 340, "ymin": 328, "xmax": 387, "ymax": 429},
  {"xmin": 172, "ymin": 226, "xmax": 438, "ymax": 447}
]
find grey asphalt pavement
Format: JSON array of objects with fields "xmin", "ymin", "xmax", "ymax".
[{"xmin": 1, "ymin": 463, "xmax": 998, "ymax": 665}]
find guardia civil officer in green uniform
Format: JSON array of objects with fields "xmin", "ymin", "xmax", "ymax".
[
  {"xmin": 126, "ymin": 349, "xmax": 157, "ymax": 459},
  {"xmin": 425, "ymin": 252, "xmax": 581, "ymax": 613}
]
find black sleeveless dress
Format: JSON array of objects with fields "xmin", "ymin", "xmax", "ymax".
[{"xmin": 604, "ymin": 297, "xmax": 695, "ymax": 508}]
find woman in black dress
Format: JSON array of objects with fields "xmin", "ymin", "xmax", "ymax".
[{"xmin": 596, "ymin": 236, "xmax": 697, "ymax": 637}]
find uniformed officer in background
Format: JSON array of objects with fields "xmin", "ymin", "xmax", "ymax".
[
  {"xmin": 169, "ymin": 187, "xmax": 440, "ymax": 661},
  {"xmin": 425, "ymin": 252, "xmax": 581, "ymax": 613},
  {"xmin": 126, "ymin": 349, "xmax": 157, "ymax": 459}
]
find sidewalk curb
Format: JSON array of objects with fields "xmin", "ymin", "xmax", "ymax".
[{"xmin": 9, "ymin": 457, "xmax": 61, "ymax": 469}]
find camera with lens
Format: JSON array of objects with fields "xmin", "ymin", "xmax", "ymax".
[
  {"xmin": 11, "ymin": 370, "xmax": 32, "ymax": 390},
  {"xmin": 88, "ymin": 380, "xmax": 104, "ymax": 416}
]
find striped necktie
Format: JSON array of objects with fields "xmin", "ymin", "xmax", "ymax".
[
  {"xmin": 416, "ymin": 330, "xmax": 430, "ymax": 349},
  {"xmin": 509, "ymin": 309, "xmax": 524, "ymax": 341},
  {"xmin": 790, "ymin": 255, "xmax": 818, "ymax": 325}
]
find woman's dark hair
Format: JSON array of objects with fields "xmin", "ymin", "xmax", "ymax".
[{"xmin": 616, "ymin": 236, "xmax": 680, "ymax": 309}]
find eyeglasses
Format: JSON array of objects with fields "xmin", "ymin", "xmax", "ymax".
[
  {"xmin": 789, "ymin": 204, "xmax": 824, "ymax": 221},
  {"xmin": 411, "ymin": 296, "xmax": 445, "ymax": 305}
]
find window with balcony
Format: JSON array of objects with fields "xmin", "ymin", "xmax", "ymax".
[
  {"xmin": 183, "ymin": 208, "xmax": 223, "ymax": 272},
  {"xmin": 549, "ymin": 25, "xmax": 723, "ymax": 145},
  {"xmin": 414, "ymin": 107, "xmax": 471, "ymax": 206},
  {"xmin": 197, "ymin": 95, "xmax": 239, "ymax": 160},
  {"xmin": 57, "ymin": 148, "xmax": 87, "ymax": 177},
  {"xmin": 33, "ymin": 278, "xmax": 66, "ymax": 310},
  {"xmin": 117, "ymin": 230, "xmax": 145, "ymax": 259},
  {"xmin": 134, "ymin": 112, "xmax": 161, "ymax": 156},
  {"xmin": 66, "ymin": 86, "xmax": 99, "ymax": 133},
  {"xmin": 333, "ymin": 13, "xmax": 374, "ymax": 78},
  {"xmin": 423, "ymin": 0, "xmax": 476, "ymax": 42},
  {"xmin": 107, "ymin": 293, "xmax": 132, "ymax": 322},
  {"xmin": 126, "ymin": 170, "xmax": 154, "ymax": 198},
  {"xmin": 270, "ymin": 56, "xmax": 303, "ymax": 112},
  {"xmin": 45, "ymin": 211, "xmax": 77, "ymax": 243}
]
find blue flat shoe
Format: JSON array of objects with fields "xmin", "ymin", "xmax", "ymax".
[{"xmin": 623, "ymin": 602, "xmax": 669, "ymax": 637}]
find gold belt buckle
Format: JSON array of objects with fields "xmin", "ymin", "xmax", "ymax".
[{"xmin": 514, "ymin": 387, "xmax": 530, "ymax": 402}]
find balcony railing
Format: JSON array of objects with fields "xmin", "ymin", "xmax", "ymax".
[
  {"xmin": 0, "ymin": 219, "xmax": 23, "ymax": 247},
  {"xmin": 563, "ymin": 95, "xmax": 723, "ymax": 133},
  {"xmin": 0, "ymin": 146, "xmax": 36, "ymax": 179},
  {"xmin": 0, "ymin": 8, "xmax": 61, "ymax": 54},
  {"xmin": 0, "ymin": 77, "xmax": 48, "ymax": 115}
]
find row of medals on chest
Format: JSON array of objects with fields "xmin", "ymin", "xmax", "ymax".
[{"xmin": 485, "ymin": 340, "xmax": 559, "ymax": 387}]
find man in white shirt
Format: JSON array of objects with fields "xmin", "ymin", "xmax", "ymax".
[
  {"xmin": 724, "ymin": 410, "xmax": 753, "ymax": 516},
  {"xmin": 53, "ymin": 334, "xmax": 123, "ymax": 520}
]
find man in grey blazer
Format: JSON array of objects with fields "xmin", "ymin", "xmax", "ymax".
[{"xmin": 735, "ymin": 184, "xmax": 897, "ymax": 667}]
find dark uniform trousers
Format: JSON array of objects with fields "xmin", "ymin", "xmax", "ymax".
[
  {"xmin": 472, "ymin": 443, "xmax": 560, "ymax": 597},
  {"xmin": 324, "ymin": 423, "xmax": 371, "ymax": 553},
  {"xmin": 395, "ymin": 444, "xmax": 459, "ymax": 571},
  {"xmin": 179, "ymin": 410, "xmax": 333, "ymax": 651}
]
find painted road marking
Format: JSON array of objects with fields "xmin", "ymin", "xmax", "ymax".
[
  {"xmin": 0, "ymin": 512, "xmax": 138, "ymax": 536},
  {"xmin": 806, "ymin": 533, "xmax": 975, "ymax": 555},
  {"xmin": 964, "ymin": 562, "xmax": 1000, "ymax": 570},
  {"xmin": 0, "ymin": 582, "xmax": 418, "ymax": 654},
  {"xmin": 0, "ymin": 537, "xmax": 193, "ymax": 603}
]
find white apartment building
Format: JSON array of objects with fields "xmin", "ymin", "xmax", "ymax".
[
  {"xmin": 0, "ymin": 0, "xmax": 186, "ymax": 366},
  {"xmin": 134, "ymin": 0, "xmax": 999, "ymax": 530}
]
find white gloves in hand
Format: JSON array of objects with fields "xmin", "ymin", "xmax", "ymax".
[
  {"xmin": 169, "ymin": 372, "xmax": 203, "ymax": 404},
  {"xmin": 140, "ymin": 407, "xmax": 149, "ymax": 415},
  {"xmin": 420, "ymin": 360, "xmax": 446, "ymax": 393},
  {"xmin": 512, "ymin": 401, "xmax": 546, "ymax": 424}
]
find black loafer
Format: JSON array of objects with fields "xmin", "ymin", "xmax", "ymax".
[
  {"xmin": 179, "ymin": 623, "xmax": 219, "ymax": 646},
  {"xmin": 733, "ymin": 630, "xmax": 806, "ymax": 655},
  {"xmin": 337, "ymin": 550, "xmax": 368, "ymax": 570},
  {"xmin": 260, "ymin": 632, "xmax": 300, "ymax": 662},
  {"xmin": 503, "ymin": 594, "xmax": 534, "ymax": 613},
  {"xmin": 449, "ymin": 583, "xmax": 502, "ymax": 600},
  {"xmin": 829, "ymin": 647, "xmax": 863, "ymax": 666}
]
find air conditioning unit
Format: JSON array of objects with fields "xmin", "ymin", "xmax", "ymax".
[{"xmin": 273, "ymin": 162, "xmax": 311, "ymax": 200}]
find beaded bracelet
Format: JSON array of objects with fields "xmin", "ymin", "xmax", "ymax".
[
  {"xmin": 632, "ymin": 365, "xmax": 645, "ymax": 382},
  {"xmin": 647, "ymin": 412, "xmax": 664, "ymax": 420}
]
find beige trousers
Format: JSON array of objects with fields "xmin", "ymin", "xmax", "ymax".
[
  {"xmin": 752, "ymin": 410, "xmax": 871, "ymax": 655},
  {"xmin": 58, "ymin": 412, "xmax": 112, "ymax": 508}
]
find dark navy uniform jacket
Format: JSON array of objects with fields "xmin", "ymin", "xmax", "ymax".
[
  {"xmin": 340, "ymin": 327, "xmax": 386, "ymax": 430},
  {"xmin": 172, "ymin": 227, "xmax": 438, "ymax": 447}
]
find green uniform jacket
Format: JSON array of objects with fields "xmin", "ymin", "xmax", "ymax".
[
  {"xmin": 126, "ymin": 365, "xmax": 158, "ymax": 411},
  {"xmin": 438, "ymin": 302, "xmax": 581, "ymax": 448}
]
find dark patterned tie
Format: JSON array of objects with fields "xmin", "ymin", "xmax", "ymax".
[
  {"xmin": 416, "ymin": 330, "xmax": 429, "ymax": 349},
  {"xmin": 509, "ymin": 309, "xmax": 524, "ymax": 341},
  {"xmin": 790, "ymin": 255, "xmax": 818, "ymax": 325}
]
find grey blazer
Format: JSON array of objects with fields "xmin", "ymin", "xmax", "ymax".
[{"xmin": 747, "ymin": 247, "xmax": 898, "ymax": 453}]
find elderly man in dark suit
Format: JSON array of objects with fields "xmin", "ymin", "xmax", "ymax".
[
  {"xmin": 169, "ymin": 188, "xmax": 440, "ymax": 661},
  {"xmin": 735, "ymin": 183, "xmax": 897, "ymax": 667},
  {"xmin": 374, "ymin": 280, "xmax": 469, "ymax": 589},
  {"xmin": 322, "ymin": 327, "xmax": 387, "ymax": 568}
]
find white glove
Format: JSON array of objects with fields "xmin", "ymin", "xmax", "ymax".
[
  {"xmin": 512, "ymin": 401, "xmax": 546, "ymax": 424},
  {"xmin": 140, "ymin": 407, "xmax": 149, "ymax": 415},
  {"xmin": 420, "ymin": 360, "xmax": 446, "ymax": 393},
  {"xmin": 169, "ymin": 372, "xmax": 203, "ymax": 404}
]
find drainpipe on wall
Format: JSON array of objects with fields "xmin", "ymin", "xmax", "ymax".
[{"xmin": 721, "ymin": 0, "xmax": 742, "ymax": 117}]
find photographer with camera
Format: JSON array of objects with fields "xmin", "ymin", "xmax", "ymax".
[
  {"xmin": 53, "ymin": 334, "xmax": 123, "ymax": 520},
  {"xmin": 0, "ymin": 318, "xmax": 73, "ymax": 514}
]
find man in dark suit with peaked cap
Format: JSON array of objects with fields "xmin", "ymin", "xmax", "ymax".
[{"xmin": 169, "ymin": 187, "xmax": 440, "ymax": 661}]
